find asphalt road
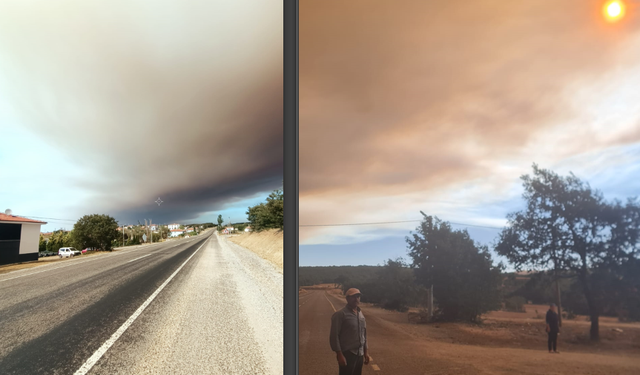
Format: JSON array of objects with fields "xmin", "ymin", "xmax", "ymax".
[{"xmin": 0, "ymin": 231, "xmax": 283, "ymax": 375}]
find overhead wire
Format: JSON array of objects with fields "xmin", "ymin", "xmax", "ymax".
[{"xmin": 300, "ymin": 219, "xmax": 504, "ymax": 230}]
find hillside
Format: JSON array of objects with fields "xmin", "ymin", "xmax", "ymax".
[{"xmin": 226, "ymin": 229, "xmax": 283, "ymax": 273}]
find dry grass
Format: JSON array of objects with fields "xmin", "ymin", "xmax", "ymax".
[
  {"xmin": 300, "ymin": 283, "xmax": 339, "ymax": 290},
  {"xmin": 0, "ymin": 259, "xmax": 48, "ymax": 274},
  {"xmin": 0, "ymin": 245, "xmax": 147, "ymax": 275},
  {"xmin": 0, "ymin": 251, "xmax": 109, "ymax": 274},
  {"xmin": 226, "ymin": 229, "xmax": 283, "ymax": 273}
]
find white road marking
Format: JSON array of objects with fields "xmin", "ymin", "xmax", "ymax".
[
  {"xmin": 73, "ymin": 238, "xmax": 208, "ymax": 375},
  {"xmin": 127, "ymin": 254, "xmax": 152, "ymax": 263},
  {"xmin": 324, "ymin": 292, "xmax": 337, "ymax": 312}
]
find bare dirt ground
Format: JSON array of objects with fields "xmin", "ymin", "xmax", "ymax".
[
  {"xmin": 304, "ymin": 286, "xmax": 640, "ymax": 375},
  {"xmin": 226, "ymin": 229, "xmax": 283, "ymax": 273}
]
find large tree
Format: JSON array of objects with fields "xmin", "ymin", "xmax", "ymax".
[
  {"xmin": 217, "ymin": 215, "xmax": 224, "ymax": 230},
  {"xmin": 265, "ymin": 189, "xmax": 284, "ymax": 229},
  {"xmin": 72, "ymin": 214, "xmax": 119, "ymax": 251},
  {"xmin": 495, "ymin": 165, "xmax": 640, "ymax": 340},
  {"xmin": 407, "ymin": 213, "xmax": 503, "ymax": 322},
  {"xmin": 246, "ymin": 189, "xmax": 284, "ymax": 231}
]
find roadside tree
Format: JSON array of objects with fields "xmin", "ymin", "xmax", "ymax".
[
  {"xmin": 407, "ymin": 213, "xmax": 503, "ymax": 322},
  {"xmin": 72, "ymin": 214, "xmax": 119, "ymax": 251},
  {"xmin": 38, "ymin": 234, "xmax": 47, "ymax": 252},
  {"xmin": 46, "ymin": 230, "xmax": 74, "ymax": 252},
  {"xmin": 265, "ymin": 189, "xmax": 283, "ymax": 229},
  {"xmin": 495, "ymin": 165, "xmax": 640, "ymax": 340},
  {"xmin": 217, "ymin": 215, "xmax": 224, "ymax": 231},
  {"xmin": 246, "ymin": 189, "xmax": 284, "ymax": 231}
]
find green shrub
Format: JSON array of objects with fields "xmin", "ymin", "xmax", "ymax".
[{"xmin": 504, "ymin": 296, "xmax": 527, "ymax": 312}]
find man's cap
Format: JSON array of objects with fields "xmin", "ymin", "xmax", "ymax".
[{"xmin": 345, "ymin": 288, "xmax": 362, "ymax": 297}]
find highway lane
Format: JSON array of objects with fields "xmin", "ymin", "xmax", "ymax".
[{"xmin": 0, "ymin": 231, "xmax": 283, "ymax": 374}]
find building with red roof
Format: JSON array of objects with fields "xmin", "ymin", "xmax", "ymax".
[
  {"xmin": 170, "ymin": 228, "xmax": 185, "ymax": 238},
  {"xmin": 0, "ymin": 212, "xmax": 47, "ymax": 265}
]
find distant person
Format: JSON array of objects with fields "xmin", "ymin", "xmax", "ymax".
[
  {"xmin": 546, "ymin": 303, "xmax": 560, "ymax": 353},
  {"xmin": 329, "ymin": 288, "xmax": 370, "ymax": 375}
]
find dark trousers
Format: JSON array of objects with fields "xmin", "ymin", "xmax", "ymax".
[
  {"xmin": 548, "ymin": 332, "xmax": 558, "ymax": 352},
  {"xmin": 339, "ymin": 351, "xmax": 363, "ymax": 375}
]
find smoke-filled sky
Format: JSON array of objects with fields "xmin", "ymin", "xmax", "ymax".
[
  {"xmin": 299, "ymin": 0, "xmax": 640, "ymax": 267},
  {"xmin": 0, "ymin": 0, "xmax": 283, "ymax": 232}
]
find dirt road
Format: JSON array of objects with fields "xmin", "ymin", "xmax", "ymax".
[{"xmin": 299, "ymin": 288, "xmax": 640, "ymax": 375}]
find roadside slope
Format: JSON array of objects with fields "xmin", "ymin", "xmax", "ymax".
[{"xmin": 226, "ymin": 229, "xmax": 283, "ymax": 273}]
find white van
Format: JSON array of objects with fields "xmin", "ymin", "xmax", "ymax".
[{"xmin": 58, "ymin": 248, "xmax": 76, "ymax": 258}]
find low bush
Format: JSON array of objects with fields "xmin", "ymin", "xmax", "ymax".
[{"xmin": 504, "ymin": 296, "xmax": 527, "ymax": 312}]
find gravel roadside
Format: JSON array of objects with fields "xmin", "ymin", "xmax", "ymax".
[{"xmin": 92, "ymin": 233, "xmax": 283, "ymax": 375}]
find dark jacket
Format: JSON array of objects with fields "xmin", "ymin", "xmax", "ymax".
[
  {"xmin": 546, "ymin": 310, "xmax": 559, "ymax": 333},
  {"xmin": 329, "ymin": 305, "xmax": 368, "ymax": 355}
]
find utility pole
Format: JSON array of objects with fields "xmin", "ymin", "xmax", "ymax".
[
  {"xmin": 428, "ymin": 285, "xmax": 434, "ymax": 321},
  {"xmin": 551, "ymin": 224, "xmax": 562, "ymax": 327},
  {"xmin": 555, "ymin": 266, "xmax": 563, "ymax": 328},
  {"xmin": 144, "ymin": 219, "xmax": 148, "ymax": 243}
]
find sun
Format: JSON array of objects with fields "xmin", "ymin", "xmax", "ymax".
[{"xmin": 603, "ymin": 1, "xmax": 625, "ymax": 22}]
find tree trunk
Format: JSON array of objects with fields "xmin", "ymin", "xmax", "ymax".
[
  {"xmin": 428, "ymin": 285, "xmax": 434, "ymax": 320},
  {"xmin": 590, "ymin": 313, "xmax": 599, "ymax": 341},
  {"xmin": 578, "ymin": 268, "xmax": 600, "ymax": 341},
  {"xmin": 553, "ymin": 264, "xmax": 563, "ymax": 328},
  {"xmin": 555, "ymin": 276, "xmax": 563, "ymax": 328}
]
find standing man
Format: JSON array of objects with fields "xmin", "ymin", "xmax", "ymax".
[
  {"xmin": 329, "ymin": 288, "xmax": 370, "ymax": 375},
  {"xmin": 546, "ymin": 303, "xmax": 560, "ymax": 353}
]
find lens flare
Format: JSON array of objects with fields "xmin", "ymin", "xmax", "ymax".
[
  {"xmin": 608, "ymin": 2, "xmax": 621, "ymax": 16},
  {"xmin": 603, "ymin": 1, "xmax": 625, "ymax": 22}
]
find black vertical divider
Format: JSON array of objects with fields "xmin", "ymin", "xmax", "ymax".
[{"xmin": 283, "ymin": 0, "xmax": 299, "ymax": 374}]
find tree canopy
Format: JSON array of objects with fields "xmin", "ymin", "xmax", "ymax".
[
  {"xmin": 72, "ymin": 214, "xmax": 119, "ymax": 251},
  {"xmin": 45, "ymin": 230, "xmax": 74, "ymax": 252},
  {"xmin": 407, "ymin": 213, "xmax": 503, "ymax": 322},
  {"xmin": 495, "ymin": 164, "xmax": 640, "ymax": 340},
  {"xmin": 38, "ymin": 234, "xmax": 47, "ymax": 252},
  {"xmin": 246, "ymin": 189, "xmax": 283, "ymax": 231},
  {"xmin": 217, "ymin": 215, "xmax": 224, "ymax": 230}
]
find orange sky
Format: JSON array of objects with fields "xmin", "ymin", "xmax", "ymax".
[{"xmin": 300, "ymin": 0, "xmax": 640, "ymax": 247}]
